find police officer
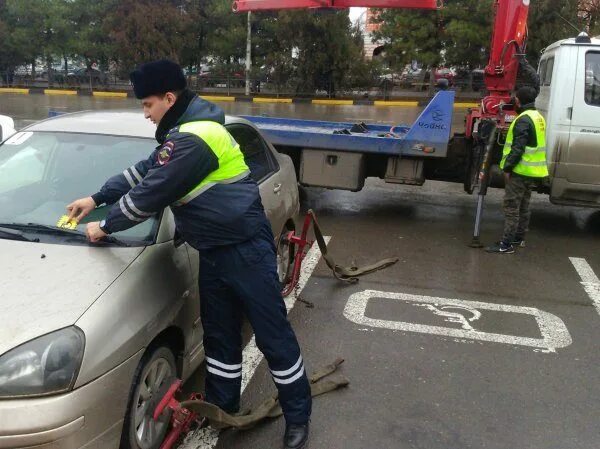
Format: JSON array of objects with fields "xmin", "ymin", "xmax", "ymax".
[
  {"xmin": 66, "ymin": 60, "xmax": 311, "ymax": 448},
  {"xmin": 486, "ymin": 86, "xmax": 549, "ymax": 254}
]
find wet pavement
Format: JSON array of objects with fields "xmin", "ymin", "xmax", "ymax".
[
  {"xmin": 181, "ymin": 180, "xmax": 600, "ymax": 449},
  {"xmin": 0, "ymin": 92, "xmax": 467, "ymax": 132},
  {"xmin": 3, "ymin": 95, "xmax": 599, "ymax": 449}
]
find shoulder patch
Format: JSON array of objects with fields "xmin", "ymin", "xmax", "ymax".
[{"xmin": 157, "ymin": 140, "xmax": 175, "ymax": 165}]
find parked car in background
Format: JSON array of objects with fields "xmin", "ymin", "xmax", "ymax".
[
  {"xmin": 0, "ymin": 110, "xmax": 299, "ymax": 449},
  {"xmin": 399, "ymin": 68, "xmax": 424, "ymax": 87},
  {"xmin": 433, "ymin": 68, "xmax": 456, "ymax": 87},
  {"xmin": 66, "ymin": 68, "xmax": 108, "ymax": 86},
  {"xmin": 471, "ymin": 69, "xmax": 485, "ymax": 91}
]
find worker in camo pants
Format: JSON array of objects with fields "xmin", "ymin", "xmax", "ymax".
[{"xmin": 486, "ymin": 86, "xmax": 549, "ymax": 254}]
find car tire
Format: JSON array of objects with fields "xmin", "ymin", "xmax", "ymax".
[
  {"xmin": 120, "ymin": 346, "xmax": 176, "ymax": 449},
  {"xmin": 276, "ymin": 225, "xmax": 295, "ymax": 288}
]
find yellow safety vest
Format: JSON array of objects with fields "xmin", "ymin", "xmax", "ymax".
[
  {"xmin": 500, "ymin": 109, "xmax": 549, "ymax": 178},
  {"xmin": 172, "ymin": 121, "xmax": 250, "ymax": 206}
]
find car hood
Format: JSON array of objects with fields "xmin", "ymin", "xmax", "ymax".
[{"xmin": 0, "ymin": 240, "xmax": 144, "ymax": 356}]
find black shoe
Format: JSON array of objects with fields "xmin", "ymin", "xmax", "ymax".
[
  {"xmin": 284, "ymin": 423, "xmax": 309, "ymax": 449},
  {"xmin": 511, "ymin": 238, "xmax": 526, "ymax": 248},
  {"xmin": 485, "ymin": 241, "xmax": 515, "ymax": 254}
]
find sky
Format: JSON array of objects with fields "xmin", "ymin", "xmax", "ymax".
[{"xmin": 349, "ymin": 7, "xmax": 366, "ymax": 24}]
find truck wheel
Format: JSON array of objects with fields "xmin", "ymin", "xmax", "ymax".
[{"xmin": 121, "ymin": 346, "xmax": 176, "ymax": 449}]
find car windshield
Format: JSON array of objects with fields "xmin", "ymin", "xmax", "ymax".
[{"xmin": 0, "ymin": 131, "xmax": 157, "ymax": 244}]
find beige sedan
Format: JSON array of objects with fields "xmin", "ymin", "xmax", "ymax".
[{"xmin": 0, "ymin": 111, "xmax": 299, "ymax": 449}]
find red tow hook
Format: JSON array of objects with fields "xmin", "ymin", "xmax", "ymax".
[
  {"xmin": 281, "ymin": 212, "xmax": 315, "ymax": 297},
  {"xmin": 153, "ymin": 379, "xmax": 204, "ymax": 449}
]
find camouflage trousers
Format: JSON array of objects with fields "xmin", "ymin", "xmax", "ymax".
[{"xmin": 502, "ymin": 174, "xmax": 541, "ymax": 243}]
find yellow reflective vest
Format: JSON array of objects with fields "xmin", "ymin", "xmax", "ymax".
[
  {"xmin": 500, "ymin": 109, "xmax": 549, "ymax": 178},
  {"xmin": 172, "ymin": 121, "xmax": 250, "ymax": 206}
]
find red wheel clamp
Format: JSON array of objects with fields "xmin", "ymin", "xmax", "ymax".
[
  {"xmin": 281, "ymin": 212, "xmax": 315, "ymax": 297},
  {"xmin": 153, "ymin": 379, "xmax": 205, "ymax": 449}
]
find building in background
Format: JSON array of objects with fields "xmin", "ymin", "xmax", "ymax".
[{"xmin": 358, "ymin": 8, "xmax": 386, "ymax": 60}]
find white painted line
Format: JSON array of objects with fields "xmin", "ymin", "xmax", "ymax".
[
  {"xmin": 569, "ymin": 257, "xmax": 600, "ymax": 316},
  {"xmin": 344, "ymin": 290, "xmax": 572, "ymax": 352},
  {"xmin": 179, "ymin": 237, "xmax": 330, "ymax": 449}
]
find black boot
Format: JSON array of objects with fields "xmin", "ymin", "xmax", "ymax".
[{"xmin": 284, "ymin": 423, "xmax": 309, "ymax": 449}]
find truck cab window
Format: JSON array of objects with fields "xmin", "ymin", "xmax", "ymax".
[
  {"xmin": 543, "ymin": 57, "xmax": 554, "ymax": 86},
  {"xmin": 538, "ymin": 59, "xmax": 547, "ymax": 84},
  {"xmin": 585, "ymin": 52, "xmax": 600, "ymax": 107}
]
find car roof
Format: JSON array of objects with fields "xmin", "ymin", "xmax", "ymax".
[{"xmin": 24, "ymin": 109, "xmax": 254, "ymax": 138}]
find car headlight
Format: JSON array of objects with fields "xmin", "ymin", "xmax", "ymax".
[{"xmin": 0, "ymin": 327, "xmax": 85, "ymax": 398}]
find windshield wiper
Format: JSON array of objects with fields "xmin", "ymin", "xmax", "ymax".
[
  {"xmin": 0, "ymin": 223, "xmax": 130, "ymax": 247},
  {"xmin": 0, "ymin": 226, "xmax": 39, "ymax": 243}
]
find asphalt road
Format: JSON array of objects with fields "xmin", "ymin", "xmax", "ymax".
[
  {"xmin": 4, "ymin": 94, "xmax": 598, "ymax": 449},
  {"xmin": 178, "ymin": 179, "xmax": 600, "ymax": 449}
]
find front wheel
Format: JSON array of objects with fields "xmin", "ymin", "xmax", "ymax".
[{"xmin": 121, "ymin": 346, "xmax": 176, "ymax": 449}]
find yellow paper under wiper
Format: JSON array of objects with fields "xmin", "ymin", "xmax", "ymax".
[{"xmin": 56, "ymin": 215, "xmax": 78, "ymax": 230}]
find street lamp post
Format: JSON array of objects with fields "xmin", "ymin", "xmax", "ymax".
[{"xmin": 245, "ymin": 11, "xmax": 252, "ymax": 96}]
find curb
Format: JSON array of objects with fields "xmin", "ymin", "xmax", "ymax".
[{"xmin": 0, "ymin": 88, "xmax": 480, "ymax": 109}]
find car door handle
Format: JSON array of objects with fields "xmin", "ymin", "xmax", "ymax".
[{"xmin": 273, "ymin": 183, "xmax": 282, "ymax": 193}]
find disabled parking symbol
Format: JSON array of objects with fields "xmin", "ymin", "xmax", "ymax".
[{"xmin": 344, "ymin": 290, "xmax": 572, "ymax": 352}]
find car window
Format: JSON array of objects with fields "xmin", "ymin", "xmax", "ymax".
[
  {"xmin": 226, "ymin": 124, "xmax": 279, "ymax": 183},
  {"xmin": 0, "ymin": 131, "xmax": 158, "ymax": 244},
  {"xmin": 584, "ymin": 52, "xmax": 600, "ymax": 107}
]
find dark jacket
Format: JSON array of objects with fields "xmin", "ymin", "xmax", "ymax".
[
  {"xmin": 92, "ymin": 90, "xmax": 268, "ymax": 250},
  {"xmin": 515, "ymin": 58, "xmax": 540, "ymax": 95},
  {"xmin": 502, "ymin": 104, "xmax": 538, "ymax": 175}
]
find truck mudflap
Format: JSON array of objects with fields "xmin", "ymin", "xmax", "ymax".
[{"xmin": 241, "ymin": 90, "xmax": 455, "ymax": 158}]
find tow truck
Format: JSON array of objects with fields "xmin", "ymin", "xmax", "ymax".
[{"xmin": 232, "ymin": 0, "xmax": 600, "ymax": 211}]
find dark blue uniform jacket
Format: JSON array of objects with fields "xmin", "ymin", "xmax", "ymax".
[{"xmin": 92, "ymin": 94, "xmax": 268, "ymax": 250}]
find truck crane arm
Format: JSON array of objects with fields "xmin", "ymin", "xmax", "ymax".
[{"xmin": 481, "ymin": 0, "xmax": 531, "ymax": 116}]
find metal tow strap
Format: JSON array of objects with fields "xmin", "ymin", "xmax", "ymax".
[
  {"xmin": 180, "ymin": 358, "xmax": 349, "ymax": 430},
  {"xmin": 307, "ymin": 209, "xmax": 399, "ymax": 283}
]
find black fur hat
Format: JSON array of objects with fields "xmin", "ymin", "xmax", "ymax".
[
  {"xmin": 515, "ymin": 86, "xmax": 537, "ymax": 106},
  {"xmin": 130, "ymin": 60, "xmax": 187, "ymax": 99}
]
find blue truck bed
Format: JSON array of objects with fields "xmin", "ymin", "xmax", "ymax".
[{"xmin": 242, "ymin": 90, "xmax": 455, "ymax": 158}]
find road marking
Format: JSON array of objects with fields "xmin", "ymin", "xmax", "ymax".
[
  {"xmin": 312, "ymin": 99, "xmax": 354, "ymax": 106},
  {"xmin": 374, "ymin": 100, "xmax": 419, "ymax": 107},
  {"xmin": 200, "ymin": 95, "xmax": 236, "ymax": 102},
  {"xmin": 569, "ymin": 257, "xmax": 600, "ymax": 316},
  {"xmin": 253, "ymin": 97, "xmax": 293, "ymax": 104},
  {"xmin": 344, "ymin": 290, "xmax": 572, "ymax": 352},
  {"xmin": 44, "ymin": 89, "xmax": 77, "ymax": 96},
  {"xmin": 0, "ymin": 88, "xmax": 29, "ymax": 94},
  {"xmin": 179, "ymin": 237, "xmax": 330, "ymax": 449},
  {"xmin": 92, "ymin": 91, "xmax": 128, "ymax": 98},
  {"xmin": 454, "ymin": 102, "xmax": 480, "ymax": 108}
]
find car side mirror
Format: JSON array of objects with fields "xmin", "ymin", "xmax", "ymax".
[{"xmin": 0, "ymin": 115, "xmax": 16, "ymax": 142}]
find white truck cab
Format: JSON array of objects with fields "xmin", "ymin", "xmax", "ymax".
[{"xmin": 536, "ymin": 33, "xmax": 600, "ymax": 207}]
